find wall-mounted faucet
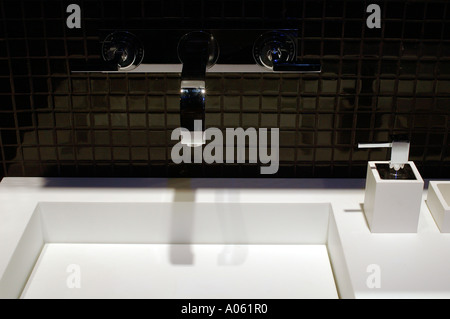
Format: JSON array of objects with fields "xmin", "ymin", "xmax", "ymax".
[
  {"xmin": 71, "ymin": 29, "xmax": 321, "ymax": 74},
  {"xmin": 178, "ymin": 31, "xmax": 219, "ymax": 147},
  {"xmin": 71, "ymin": 29, "xmax": 322, "ymax": 147}
]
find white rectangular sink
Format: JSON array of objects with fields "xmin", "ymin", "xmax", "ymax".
[{"xmin": 1, "ymin": 201, "xmax": 338, "ymax": 299}]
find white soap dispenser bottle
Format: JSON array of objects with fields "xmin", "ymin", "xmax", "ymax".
[{"xmin": 358, "ymin": 136, "xmax": 424, "ymax": 233}]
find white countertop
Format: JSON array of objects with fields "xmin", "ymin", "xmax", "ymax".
[{"xmin": 0, "ymin": 177, "xmax": 449, "ymax": 299}]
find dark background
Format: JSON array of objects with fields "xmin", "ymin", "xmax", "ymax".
[{"xmin": 0, "ymin": 0, "xmax": 449, "ymax": 179}]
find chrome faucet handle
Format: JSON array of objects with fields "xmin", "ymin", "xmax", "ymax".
[
  {"xmin": 269, "ymin": 49, "xmax": 321, "ymax": 72},
  {"xmin": 71, "ymin": 31, "xmax": 144, "ymax": 72},
  {"xmin": 253, "ymin": 30, "xmax": 321, "ymax": 73},
  {"xmin": 101, "ymin": 31, "xmax": 144, "ymax": 71},
  {"xmin": 272, "ymin": 62, "xmax": 322, "ymax": 72}
]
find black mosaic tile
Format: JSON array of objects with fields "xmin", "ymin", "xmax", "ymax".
[{"xmin": 0, "ymin": 0, "xmax": 449, "ymax": 179}]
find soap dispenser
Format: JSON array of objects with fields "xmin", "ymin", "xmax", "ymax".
[{"xmin": 358, "ymin": 136, "xmax": 424, "ymax": 233}]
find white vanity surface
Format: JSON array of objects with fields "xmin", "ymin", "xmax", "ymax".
[{"xmin": 0, "ymin": 177, "xmax": 449, "ymax": 299}]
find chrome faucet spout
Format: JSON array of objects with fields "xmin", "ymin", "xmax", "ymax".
[{"xmin": 178, "ymin": 31, "xmax": 219, "ymax": 146}]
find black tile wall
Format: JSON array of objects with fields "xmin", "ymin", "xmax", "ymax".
[{"xmin": 0, "ymin": 0, "xmax": 449, "ymax": 179}]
